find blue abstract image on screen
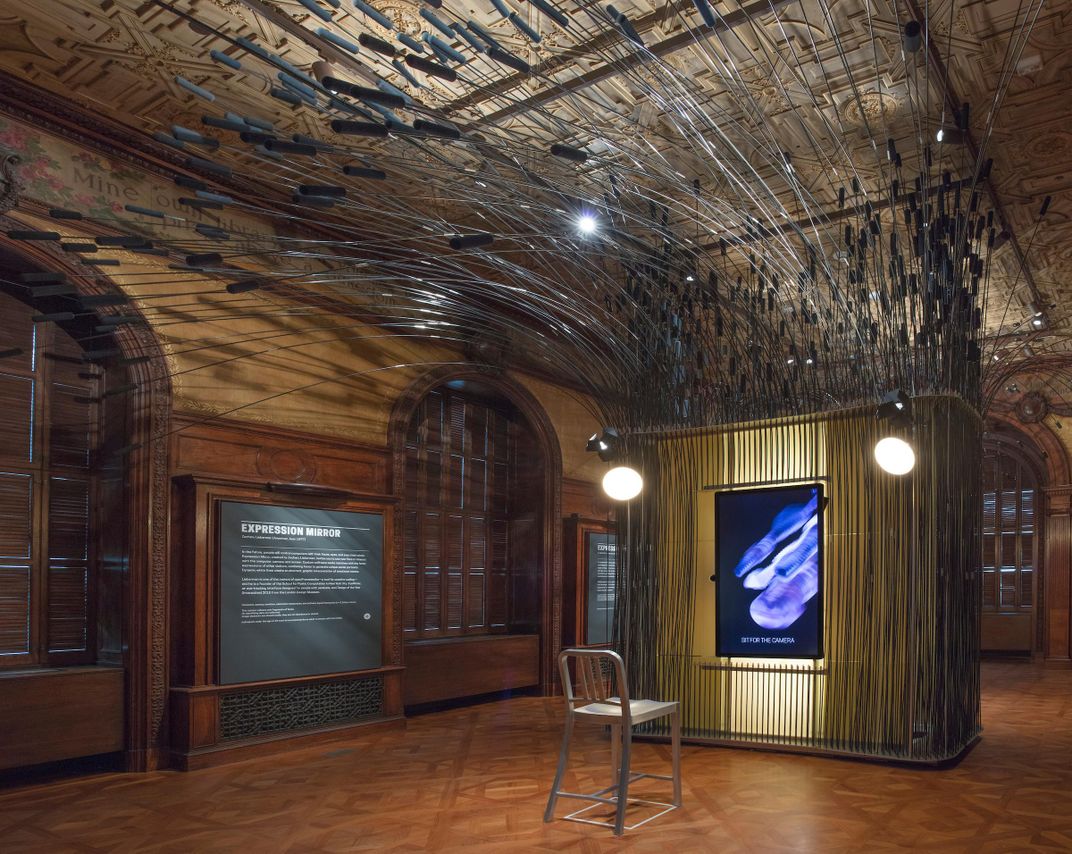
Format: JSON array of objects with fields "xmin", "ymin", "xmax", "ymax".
[{"xmin": 716, "ymin": 484, "xmax": 823, "ymax": 658}]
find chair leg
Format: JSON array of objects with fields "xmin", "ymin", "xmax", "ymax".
[
  {"xmin": 613, "ymin": 724, "xmax": 632, "ymax": 836},
  {"xmin": 671, "ymin": 708, "xmax": 682, "ymax": 806},
  {"xmin": 544, "ymin": 715, "xmax": 574, "ymax": 822},
  {"xmin": 610, "ymin": 723, "xmax": 620, "ymax": 788}
]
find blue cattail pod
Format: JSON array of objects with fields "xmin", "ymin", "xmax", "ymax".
[
  {"xmin": 236, "ymin": 37, "xmax": 272, "ymax": 59},
  {"xmin": 449, "ymin": 233, "xmax": 495, "ymax": 250},
  {"xmin": 397, "ymin": 32, "xmax": 425, "ymax": 53},
  {"xmin": 243, "ymin": 114, "xmax": 275, "ymax": 131},
  {"xmin": 364, "ymin": 102, "xmax": 402, "ymax": 124},
  {"xmin": 125, "ymin": 204, "xmax": 165, "ymax": 218},
  {"xmin": 486, "ymin": 46, "xmax": 529, "ymax": 73},
  {"xmin": 202, "ymin": 116, "xmax": 250, "ymax": 132},
  {"xmin": 342, "ymin": 164, "xmax": 387, "ymax": 179},
  {"xmin": 316, "ymin": 27, "xmax": 360, "ymax": 53},
  {"xmin": 353, "ymin": 0, "xmax": 394, "ymax": 30},
  {"xmin": 6, "ymin": 230, "xmax": 59, "ymax": 241},
  {"xmin": 375, "ymin": 78, "xmax": 411, "ymax": 105},
  {"xmin": 466, "ymin": 20, "xmax": 503, "ymax": 51},
  {"xmin": 359, "ymin": 32, "xmax": 397, "ymax": 55},
  {"xmin": 96, "ymin": 235, "xmax": 149, "ymax": 247},
  {"xmin": 209, "ymin": 49, "xmax": 242, "ymax": 69},
  {"xmin": 550, "ymin": 142, "xmax": 587, "ymax": 162},
  {"xmin": 278, "ymin": 72, "xmax": 319, "ymax": 101},
  {"xmin": 256, "ymin": 145, "xmax": 284, "ymax": 160},
  {"xmin": 33, "ymin": 312, "xmax": 77, "ymax": 322},
  {"xmin": 508, "ymin": 12, "xmax": 541, "ymax": 43},
  {"xmin": 332, "ymin": 119, "xmax": 390, "ymax": 137},
  {"xmin": 195, "ymin": 190, "xmax": 234, "ymax": 204},
  {"xmin": 405, "ymin": 54, "xmax": 456, "ymax": 81},
  {"xmin": 419, "ymin": 8, "xmax": 455, "ymax": 38},
  {"xmin": 185, "ymin": 156, "xmax": 232, "ymax": 177},
  {"xmin": 490, "ymin": 0, "xmax": 511, "ymax": 16},
  {"xmin": 691, "ymin": 0, "xmax": 716, "ymax": 27},
  {"xmin": 48, "ymin": 210, "xmax": 82, "ymax": 221},
  {"xmin": 392, "ymin": 59, "xmax": 423, "ymax": 86},
  {"xmin": 451, "ymin": 23, "xmax": 485, "ymax": 53},
  {"xmin": 423, "ymin": 33, "xmax": 466, "ymax": 63},
  {"xmin": 61, "ymin": 242, "xmax": 97, "ymax": 252},
  {"xmin": 270, "ymin": 86, "xmax": 304, "ymax": 106},
  {"xmin": 186, "ymin": 253, "xmax": 223, "ymax": 266},
  {"xmin": 297, "ymin": 0, "xmax": 333, "ymax": 21},
  {"xmin": 196, "ymin": 224, "xmax": 230, "ymax": 239},
  {"xmin": 20, "ymin": 272, "xmax": 66, "ymax": 283},
  {"xmin": 153, "ymin": 132, "xmax": 185, "ymax": 150},
  {"xmin": 414, "ymin": 119, "xmax": 461, "ymax": 140},
  {"xmin": 171, "ymin": 125, "xmax": 218, "ymax": 148},
  {"xmin": 527, "ymin": 0, "xmax": 569, "ymax": 28},
  {"xmin": 226, "ymin": 280, "xmax": 261, "ymax": 294},
  {"xmin": 175, "ymin": 76, "xmax": 216, "ymax": 101},
  {"xmin": 84, "ymin": 259, "xmax": 120, "ymax": 266}
]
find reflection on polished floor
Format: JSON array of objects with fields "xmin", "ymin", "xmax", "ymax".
[{"xmin": 1, "ymin": 662, "xmax": 1070, "ymax": 853}]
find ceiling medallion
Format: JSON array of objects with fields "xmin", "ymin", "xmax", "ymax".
[
  {"xmin": 1016, "ymin": 391, "xmax": 1049, "ymax": 424},
  {"xmin": 378, "ymin": 2, "xmax": 422, "ymax": 35},
  {"xmin": 844, "ymin": 92, "xmax": 901, "ymax": 127},
  {"xmin": 1024, "ymin": 131, "xmax": 1072, "ymax": 163}
]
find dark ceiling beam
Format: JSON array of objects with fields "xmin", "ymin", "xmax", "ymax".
[
  {"xmin": 902, "ymin": 0, "xmax": 1044, "ymax": 319},
  {"xmin": 447, "ymin": 0, "xmax": 797, "ymax": 124}
]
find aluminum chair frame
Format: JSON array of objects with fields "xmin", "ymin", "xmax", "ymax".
[{"xmin": 544, "ymin": 648, "xmax": 681, "ymax": 836}]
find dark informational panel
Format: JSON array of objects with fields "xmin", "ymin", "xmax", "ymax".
[
  {"xmin": 715, "ymin": 484, "xmax": 823, "ymax": 658},
  {"xmin": 219, "ymin": 501, "xmax": 383, "ymax": 684},
  {"xmin": 585, "ymin": 532, "xmax": 617, "ymax": 645}
]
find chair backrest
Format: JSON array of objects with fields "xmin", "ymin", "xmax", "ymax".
[{"xmin": 558, "ymin": 648, "xmax": 630, "ymax": 720}]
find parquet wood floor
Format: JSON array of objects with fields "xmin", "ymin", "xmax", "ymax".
[{"xmin": 1, "ymin": 662, "xmax": 1070, "ymax": 853}]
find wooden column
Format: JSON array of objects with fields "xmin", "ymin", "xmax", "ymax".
[{"xmin": 1043, "ymin": 486, "xmax": 1072, "ymax": 663}]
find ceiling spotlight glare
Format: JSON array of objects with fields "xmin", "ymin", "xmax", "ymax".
[
  {"xmin": 685, "ymin": 274, "xmax": 695, "ymax": 282},
  {"xmin": 602, "ymin": 465, "xmax": 643, "ymax": 501},
  {"xmin": 786, "ymin": 357, "xmax": 795, "ymax": 365},
  {"xmin": 874, "ymin": 437, "xmax": 916, "ymax": 475},
  {"xmin": 577, "ymin": 213, "xmax": 597, "ymax": 235},
  {"xmin": 805, "ymin": 357, "xmax": 814, "ymax": 365},
  {"xmin": 936, "ymin": 128, "xmax": 944, "ymax": 142},
  {"xmin": 1032, "ymin": 317, "xmax": 1043, "ymax": 327}
]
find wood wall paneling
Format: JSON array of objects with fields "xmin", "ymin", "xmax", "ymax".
[
  {"xmin": 168, "ymin": 430, "xmax": 403, "ymax": 766},
  {"xmin": 1043, "ymin": 486, "xmax": 1072, "ymax": 661},
  {"xmin": 403, "ymin": 634, "xmax": 540, "ymax": 706},
  {"xmin": 0, "ymin": 667, "xmax": 123, "ymax": 770}
]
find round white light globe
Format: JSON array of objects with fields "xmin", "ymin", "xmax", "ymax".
[
  {"xmin": 577, "ymin": 214, "xmax": 597, "ymax": 235},
  {"xmin": 874, "ymin": 436, "xmax": 916, "ymax": 475},
  {"xmin": 602, "ymin": 466, "xmax": 643, "ymax": 501}
]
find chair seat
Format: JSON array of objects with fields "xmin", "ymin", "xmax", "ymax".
[{"xmin": 575, "ymin": 697, "xmax": 677, "ymax": 725}]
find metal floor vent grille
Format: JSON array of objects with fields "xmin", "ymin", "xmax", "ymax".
[{"xmin": 219, "ymin": 676, "xmax": 384, "ymax": 741}]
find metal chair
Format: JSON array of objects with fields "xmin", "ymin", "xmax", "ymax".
[{"xmin": 544, "ymin": 648, "xmax": 681, "ymax": 836}]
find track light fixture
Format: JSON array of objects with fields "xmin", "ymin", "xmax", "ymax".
[
  {"xmin": 586, "ymin": 427, "xmax": 621, "ymax": 462},
  {"xmin": 875, "ymin": 389, "xmax": 915, "ymax": 475}
]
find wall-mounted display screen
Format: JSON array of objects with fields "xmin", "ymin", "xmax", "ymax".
[
  {"xmin": 715, "ymin": 484, "xmax": 823, "ymax": 658},
  {"xmin": 585, "ymin": 531, "xmax": 617, "ymax": 645},
  {"xmin": 218, "ymin": 501, "xmax": 383, "ymax": 684}
]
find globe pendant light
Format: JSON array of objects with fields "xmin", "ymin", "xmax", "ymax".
[{"xmin": 603, "ymin": 466, "xmax": 643, "ymax": 500}]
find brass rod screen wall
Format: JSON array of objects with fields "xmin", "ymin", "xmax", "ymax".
[{"xmin": 617, "ymin": 395, "xmax": 981, "ymax": 762}]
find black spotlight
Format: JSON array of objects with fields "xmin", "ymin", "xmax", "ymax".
[
  {"xmin": 902, "ymin": 20, "xmax": 922, "ymax": 53},
  {"xmin": 877, "ymin": 388, "xmax": 913, "ymax": 430},
  {"xmin": 586, "ymin": 427, "xmax": 621, "ymax": 462}
]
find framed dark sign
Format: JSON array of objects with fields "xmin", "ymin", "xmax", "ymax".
[
  {"xmin": 715, "ymin": 484, "xmax": 824, "ymax": 659},
  {"xmin": 585, "ymin": 531, "xmax": 617, "ymax": 645},
  {"xmin": 218, "ymin": 501, "xmax": 384, "ymax": 684}
]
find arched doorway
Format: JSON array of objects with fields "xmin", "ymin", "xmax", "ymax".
[
  {"xmin": 390, "ymin": 369, "xmax": 562, "ymax": 705},
  {"xmin": 981, "ymin": 425, "xmax": 1047, "ymax": 654}
]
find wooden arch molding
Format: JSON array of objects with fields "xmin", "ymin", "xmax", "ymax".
[
  {"xmin": 388, "ymin": 365, "xmax": 564, "ymax": 694},
  {"xmin": 0, "ymin": 219, "xmax": 172, "ymax": 771},
  {"xmin": 985, "ymin": 408, "xmax": 1070, "ymax": 486}
]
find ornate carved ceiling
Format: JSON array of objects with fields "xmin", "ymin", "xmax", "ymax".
[{"xmin": 0, "ymin": 0, "xmax": 1068, "ymax": 427}]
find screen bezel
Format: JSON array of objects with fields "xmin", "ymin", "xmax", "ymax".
[{"xmin": 714, "ymin": 482, "xmax": 825, "ymax": 660}]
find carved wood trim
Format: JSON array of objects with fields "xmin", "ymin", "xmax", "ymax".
[{"xmin": 0, "ymin": 224, "xmax": 173, "ymax": 770}]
